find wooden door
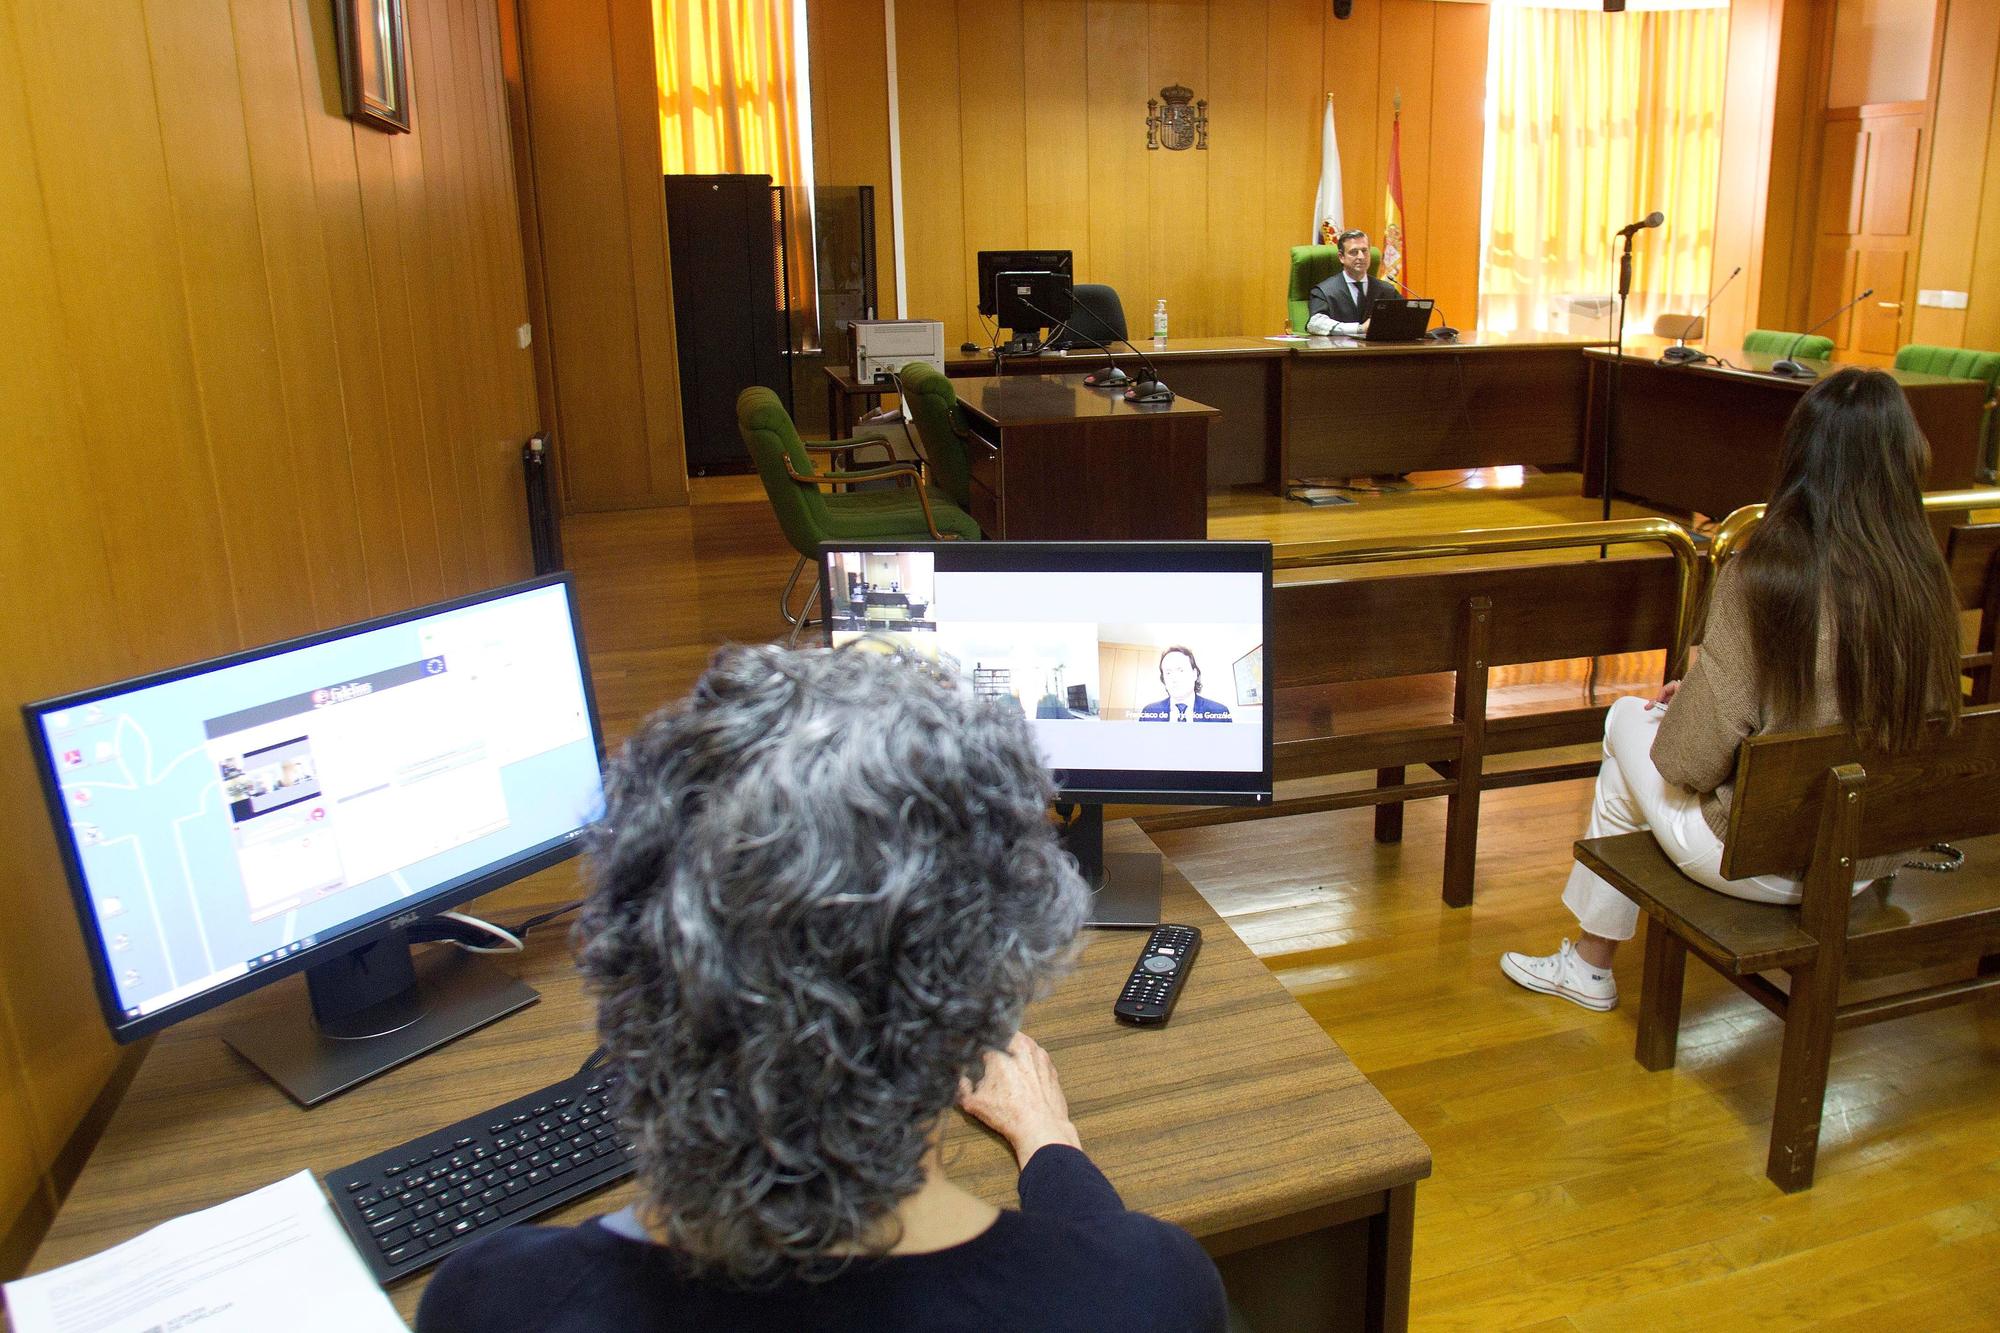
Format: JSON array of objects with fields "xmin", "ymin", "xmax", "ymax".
[{"xmin": 1808, "ymin": 104, "xmax": 1929, "ymax": 365}]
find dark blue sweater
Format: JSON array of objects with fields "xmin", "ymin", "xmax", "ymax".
[{"xmin": 416, "ymin": 1144, "xmax": 1226, "ymax": 1332}]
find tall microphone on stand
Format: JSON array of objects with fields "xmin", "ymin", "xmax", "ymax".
[
  {"xmin": 1660, "ymin": 265, "xmax": 1741, "ymax": 365},
  {"xmin": 1600, "ymin": 210, "xmax": 1662, "ymax": 525},
  {"xmin": 1770, "ymin": 288, "xmax": 1874, "ymax": 378}
]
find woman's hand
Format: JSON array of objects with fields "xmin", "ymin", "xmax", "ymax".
[
  {"xmin": 958, "ymin": 1032, "xmax": 1084, "ymax": 1169},
  {"xmin": 1646, "ymin": 680, "xmax": 1681, "ymax": 711}
]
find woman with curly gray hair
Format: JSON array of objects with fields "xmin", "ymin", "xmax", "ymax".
[{"xmin": 419, "ymin": 644, "xmax": 1227, "ymax": 1332}]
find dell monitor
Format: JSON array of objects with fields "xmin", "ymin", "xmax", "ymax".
[
  {"xmin": 821, "ymin": 541, "xmax": 1273, "ymax": 925},
  {"xmin": 23, "ymin": 575, "xmax": 606, "ymax": 1106},
  {"xmin": 976, "ymin": 249, "xmax": 1074, "ymax": 353}
]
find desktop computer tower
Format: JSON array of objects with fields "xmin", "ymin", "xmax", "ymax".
[{"xmin": 664, "ymin": 173, "xmax": 792, "ymax": 475}]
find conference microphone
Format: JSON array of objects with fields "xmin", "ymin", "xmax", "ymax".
[
  {"xmin": 1024, "ymin": 297, "xmax": 1171, "ymax": 402},
  {"xmin": 1617, "ymin": 210, "xmax": 1665, "ymax": 239},
  {"xmin": 1770, "ymin": 288, "xmax": 1873, "ymax": 378},
  {"xmin": 1659, "ymin": 265, "xmax": 1742, "ymax": 366},
  {"xmin": 1382, "ymin": 273, "xmax": 1460, "ymax": 342},
  {"xmin": 1051, "ymin": 313, "xmax": 1134, "ymax": 388}
]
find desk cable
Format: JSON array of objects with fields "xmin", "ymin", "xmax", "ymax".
[{"xmin": 406, "ymin": 899, "xmax": 586, "ymax": 954}]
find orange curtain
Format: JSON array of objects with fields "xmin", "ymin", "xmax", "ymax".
[
  {"xmin": 1478, "ymin": 4, "xmax": 1730, "ymax": 338},
  {"xmin": 654, "ymin": 0, "xmax": 817, "ymax": 349}
]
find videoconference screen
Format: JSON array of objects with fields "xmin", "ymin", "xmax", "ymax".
[
  {"xmin": 823, "ymin": 542, "xmax": 1272, "ymax": 803},
  {"xmin": 25, "ymin": 580, "xmax": 604, "ymax": 1029}
]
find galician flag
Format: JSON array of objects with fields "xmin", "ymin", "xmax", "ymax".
[
  {"xmin": 1312, "ymin": 93, "xmax": 1343, "ymax": 244},
  {"xmin": 1380, "ymin": 99, "xmax": 1410, "ymax": 291}
]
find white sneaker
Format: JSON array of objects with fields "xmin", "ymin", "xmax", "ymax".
[{"xmin": 1499, "ymin": 940, "xmax": 1618, "ymax": 1011}]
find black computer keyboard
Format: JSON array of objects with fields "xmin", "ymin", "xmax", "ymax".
[{"xmin": 324, "ymin": 1063, "xmax": 638, "ymax": 1284}]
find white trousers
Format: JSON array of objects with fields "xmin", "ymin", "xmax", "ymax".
[{"xmin": 1562, "ymin": 695, "xmax": 1816, "ymax": 941}]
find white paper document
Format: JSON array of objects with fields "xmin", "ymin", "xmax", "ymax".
[{"xmin": 3, "ymin": 1170, "xmax": 406, "ymax": 1333}]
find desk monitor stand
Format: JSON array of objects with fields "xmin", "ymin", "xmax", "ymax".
[
  {"xmin": 220, "ymin": 929, "xmax": 537, "ymax": 1107},
  {"xmin": 1060, "ymin": 805, "xmax": 1163, "ymax": 928}
]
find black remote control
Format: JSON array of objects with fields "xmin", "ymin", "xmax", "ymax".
[{"xmin": 1114, "ymin": 925, "xmax": 1200, "ymax": 1025}]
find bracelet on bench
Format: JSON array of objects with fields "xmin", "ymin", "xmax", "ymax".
[{"xmin": 1902, "ymin": 842, "xmax": 1965, "ymax": 874}]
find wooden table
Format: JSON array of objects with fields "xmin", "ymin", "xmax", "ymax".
[
  {"xmin": 952, "ymin": 374, "xmax": 1220, "ymax": 540},
  {"xmin": 29, "ymin": 823, "xmax": 1430, "ymax": 1331},
  {"xmin": 1584, "ymin": 349, "xmax": 1991, "ymax": 517}
]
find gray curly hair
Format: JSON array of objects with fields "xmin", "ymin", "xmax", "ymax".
[{"xmin": 578, "ymin": 642, "xmax": 1089, "ymax": 1285}]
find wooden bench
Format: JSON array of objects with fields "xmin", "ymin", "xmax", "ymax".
[
  {"xmin": 1576, "ymin": 702, "xmax": 2000, "ymax": 1192},
  {"xmin": 1947, "ymin": 521, "xmax": 2000, "ymax": 704},
  {"xmin": 1142, "ymin": 519, "xmax": 1697, "ymax": 907}
]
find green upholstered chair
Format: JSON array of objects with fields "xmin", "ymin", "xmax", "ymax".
[
  {"xmin": 736, "ymin": 387, "xmax": 979, "ymax": 643},
  {"xmin": 1743, "ymin": 328, "xmax": 1834, "ymax": 360},
  {"xmin": 1287, "ymin": 244, "xmax": 1382, "ymax": 332},
  {"xmin": 894, "ymin": 362, "xmax": 976, "ymax": 511},
  {"xmin": 1897, "ymin": 344, "xmax": 2000, "ymax": 480}
]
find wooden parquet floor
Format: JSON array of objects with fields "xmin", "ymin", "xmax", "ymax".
[{"xmin": 560, "ymin": 471, "xmax": 2000, "ymax": 1331}]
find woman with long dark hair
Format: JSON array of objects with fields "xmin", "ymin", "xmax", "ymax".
[{"xmin": 1502, "ymin": 368, "xmax": 1963, "ymax": 1009}]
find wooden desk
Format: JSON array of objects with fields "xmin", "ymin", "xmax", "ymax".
[
  {"xmin": 1282, "ymin": 331, "xmax": 1600, "ymax": 481},
  {"xmin": 1584, "ymin": 349, "xmax": 1990, "ymax": 517},
  {"xmin": 29, "ymin": 824, "xmax": 1429, "ymax": 1332},
  {"xmin": 829, "ymin": 332, "xmax": 1604, "ymax": 493},
  {"xmin": 827, "ymin": 337, "xmax": 1282, "ymax": 488},
  {"xmin": 953, "ymin": 375, "xmax": 1220, "ymax": 540}
]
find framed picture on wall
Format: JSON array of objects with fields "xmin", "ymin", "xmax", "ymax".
[{"xmin": 332, "ymin": 0, "xmax": 412, "ymax": 133}]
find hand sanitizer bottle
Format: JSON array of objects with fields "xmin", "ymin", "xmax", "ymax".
[{"xmin": 1152, "ymin": 300, "xmax": 1168, "ymax": 343}]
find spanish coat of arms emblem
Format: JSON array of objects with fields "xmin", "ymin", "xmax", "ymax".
[{"xmin": 1146, "ymin": 84, "xmax": 1208, "ymax": 151}]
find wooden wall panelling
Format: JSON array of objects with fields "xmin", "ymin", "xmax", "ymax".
[
  {"xmin": 894, "ymin": 3, "xmax": 969, "ymax": 342},
  {"xmin": 1148, "ymin": 0, "xmax": 1210, "ymax": 334},
  {"xmin": 1910, "ymin": 0, "xmax": 2000, "ymax": 350},
  {"xmin": 1707, "ymin": 0, "xmax": 1786, "ymax": 352},
  {"xmin": 1376, "ymin": 0, "xmax": 1434, "ymax": 294},
  {"xmin": 0, "ymin": 3, "xmax": 131, "ymax": 1241},
  {"xmin": 516, "ymin": 0, "xmax": 686, "ymax": 512},
  {"xmin": 1428, "ymin": 2, "xmax": 1491, "ymax": 334},
  {"xmin": 958, "ymin": 0, "xmax": 1030, "ymax": 337},
  {"xmin": 292, "ymin": 0, "xmax": 420, "ymax": 611},
  {"xmin": 1322, "ymin": 0, "xmax": 1380, "ymax": 239},
  {"xmin": 232, "ymin": 0, "xmax": 375, "ymax": 630},
  {"xmin": 1086, "ymin": 0, "xmax": 1155, "ymax": 342},
  {"xmin": 1975, "ymin": 56, "xmax": 2000, "ymax": 351},
  {"xmin": 498, "ymin": 0, "xmax": 566, "ymax": 519},
  {"xmin": 144, "ymin": 0, "xmax": 325, "ymax": 647},
  {"xmin": 1265, "ymin": 0, "xmax": 1326, "ymax": 325},
  {"xmin": 406, "ymin": 0, "xmax": 484, "ymax": 597},
  {"xmin": 607, "ymin": 0, "xmax": 686, "ymax": 509},
  {"xmin": 1022, "ymin": 0, "xmax": 1092, "ymax": 271},
  {"xmin": 1204, "ymin": 1, "xmax": 1269, "ymax": 337}
]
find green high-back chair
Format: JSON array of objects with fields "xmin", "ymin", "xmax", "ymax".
[
  {"xmin": 737, "ymin": 387, "xmax": 980, "ymax": 643},
  {"xmin": 1287, "ymin": 244, "xmax": 1381, "ymax": 332},
  {"xmin": 1743, "ymin": 328, "xmax": 1834, "ymax": 360},
  {"xmin": 894, "ymin": 362, "xmax": 975, "ymax": 510},
  {"xmin": 1897, "ymin": 343, "xmax": 2000, "ymax": 480}
]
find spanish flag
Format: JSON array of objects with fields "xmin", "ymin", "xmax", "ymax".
[{"xmin": 1381, "ymin": 103, "xmax": 1409, "ymax": 292}]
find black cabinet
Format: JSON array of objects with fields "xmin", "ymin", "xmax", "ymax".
[{"xmin": 664, "ymin": 173, "xmax": 791, "ymax": 475}]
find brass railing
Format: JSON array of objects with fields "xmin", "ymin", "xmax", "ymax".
[
  {"xmin": 1710, "ymin": 486, "xmax": 2000, "ymax": 570},
  {"xmin": 1272, "ymin": 516, "xmax": 1703, "ymax": 677}
]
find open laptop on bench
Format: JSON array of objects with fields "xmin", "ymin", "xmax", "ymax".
[{"xmin": 1365, "ymin": 298, "xmax": 1435, "ymax": 343}]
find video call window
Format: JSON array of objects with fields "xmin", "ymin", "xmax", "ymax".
[{"xmin": 824, "ymin": 544, "xmax": 1271, "ymax": 797}]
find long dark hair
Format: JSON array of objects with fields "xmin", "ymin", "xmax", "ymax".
[{"xmin": 1737, "ymin": 367, "xmax": 1961, "ymax": 751}]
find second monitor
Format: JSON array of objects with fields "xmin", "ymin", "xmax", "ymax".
[
  {"xmin": 822, "ymin": 540, "xmax": 1273, "ymax": 925},
  {"xmin": 976, "ymin": 249, "xmax": 1074, "ymax": 353}
]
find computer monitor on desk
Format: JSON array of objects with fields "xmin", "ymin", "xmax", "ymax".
[
  {"xmin": 821, "ymin": 541, "xmax": 1273, "ymax": 925},
  {"xmin": 22, "ymin": 575, "xmax": 606, "ymax": 1106},
  {"xmin": 977, "ymin": 249, "xmax": 1073, "ymax": 354}
]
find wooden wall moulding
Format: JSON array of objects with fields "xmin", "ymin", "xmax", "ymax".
[{"xmin": 333, "ymin": 0, "xmax": 414, "ymax": 133}]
